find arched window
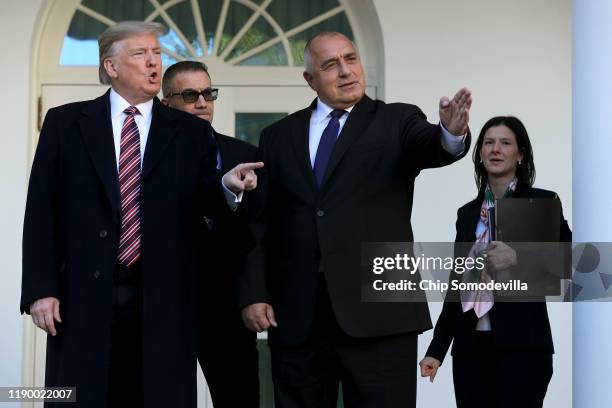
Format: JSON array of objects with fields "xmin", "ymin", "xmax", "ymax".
[
  {"xmin": 36, "ymin": 0, "xmax": 383, "ymax": 145},
  {"xmin": 60, "ymin": 0, "xmax": 354, "ymax": 67},
  {"xmin": 38, "ymin": 0, "xmax": 383, "ymax": 88}
]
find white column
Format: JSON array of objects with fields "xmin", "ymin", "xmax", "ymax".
[{"xmin": 573, "ymin": 1, "xmax": 612, "ymax": 406}]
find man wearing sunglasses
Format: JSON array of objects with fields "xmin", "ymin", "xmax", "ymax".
[{"xmin": 162, "ymin": 61, "xmax": 260, "ymax": 408}]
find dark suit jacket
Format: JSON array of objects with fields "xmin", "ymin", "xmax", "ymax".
[
  {"xmin": 426, "ymin": 185, "xmax": 572, "ymax": 364},
  {"xmin": 238, "ymin": 95, "xmax": 471, "ymax": 345},
  {"xmin": 21, "ymin": 90, "xmax": 227, "ymax": 408},
  {"xmin": 198, "ymin": 132, "xmax": 257, "ymax": 305}
]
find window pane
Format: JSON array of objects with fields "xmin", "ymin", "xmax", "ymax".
[
  {"xmin": 235, "ymin": 112, "xmax": 287, "ymax": 146},
  {"xmin": 162, "ymin": 0, "xmax": 200, "ymax": 56},
  {"xmin": 227, "ymin": 15, "xmax": 278, "ymax": 63},
  {"xmin": 80, "ymin": 0, "xmax": 153, "ymax": 22},
  {"xmin": 155, "ymin": 22, "xmax": 194, "ymax": 60},
  {"xmin": 197, "ymin": 0, "xmax": 224, "ymax": 55},
  {"xmin": 217, "ymin": 2, "xmax": 252, "ymax": 56},
  {"xmin": 60, "ymin": 10, "xmax": 107, "ymax": 65},
  {"xmin": 266, "ymin": 0, "xmax": 343, "ymax": 31}
]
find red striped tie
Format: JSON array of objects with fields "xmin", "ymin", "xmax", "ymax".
[{"xmin": 117, "ymin": 106, "xmax": 142, "ymax": 267}]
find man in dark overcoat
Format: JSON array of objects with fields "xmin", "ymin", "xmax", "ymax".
[{"xmin": 21, "ymin": 21, "xmax": 260, "ymax": 408}]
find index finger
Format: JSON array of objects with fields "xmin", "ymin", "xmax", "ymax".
[
  {"xmin": 44, "ymin": 313, "xmax": 57, "ymax": 336},
  {"xmin": 266, "ymin": 306, "xmax": 278, "ymax": 328},
  {"xmin": 236, "ymin": 162, "xmax": 264, "ymax": 173}
]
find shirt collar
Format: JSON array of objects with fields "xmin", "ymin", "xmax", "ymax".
[
  {"xmin": 313, "ymin": 97, "xmax": 355, "ymax": 125},
  {"xmin": 110, "ymin": 88, "xmax": 154, "ymax": 122}
]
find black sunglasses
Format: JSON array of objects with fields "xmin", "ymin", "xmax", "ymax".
[{"xmin": 168, "ymin": 88, "xmax": 219, "ymax": 103}]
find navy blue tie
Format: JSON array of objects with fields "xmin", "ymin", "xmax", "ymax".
[{"xmin": 313, "ymin": 109, "xmax": 346, "ymax": 187}]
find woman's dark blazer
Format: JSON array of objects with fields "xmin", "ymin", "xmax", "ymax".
[{"xmin": 426, "ymin": 185, "xmax": 572, "ymax": 364}]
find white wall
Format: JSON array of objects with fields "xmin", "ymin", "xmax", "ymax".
[
  {"xmin": 0, "ymin": 0, "xmax": 571, "ymax": 407},
  {"xmin": 373, "ymin": 0, "xmax": 571, "ymax": 407},
  {"xmin": 0, "ymin": 0, "xmax": 44, "ymax": 402}
]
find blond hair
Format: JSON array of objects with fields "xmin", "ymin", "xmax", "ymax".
[{"xmin": 98, "ymin": 21, "xmax": 166, "ymax": 84}]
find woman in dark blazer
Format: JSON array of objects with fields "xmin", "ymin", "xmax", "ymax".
[{"xmin": 418, "ymin": 116, "xmax": 571, "ymax": 408}]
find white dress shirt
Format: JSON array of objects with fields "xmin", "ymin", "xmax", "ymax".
[
  {"xmin": 109, "ymin": 88, "xmax": 240, "ymax": 208},
  {"xmin": 308, "ymin": 97, "xmax": 465, "ymax": 166},
  {"xmin": 110, "ymin": 88, "xmax": 153, "ymax": 170}
]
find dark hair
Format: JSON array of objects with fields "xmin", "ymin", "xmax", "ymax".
[
  {"xmin": 162, "ymin": 60, "xmax": 210, "ymax": 97},
  {"xmin": 472, "ymin": 116, "xmax": 535, "ymax": 196}
]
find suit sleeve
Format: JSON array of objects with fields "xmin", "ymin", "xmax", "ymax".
[
  {"xmin": 397, "ymin": 105, "xmax": 471, "ymax": 172},
  {"xmin": 425, "ymin": 209, "xmax": 464, "ymax": 364},
  {"xmin": 235, "ymin": 129, "xmax": 272, "ymax": 309},
  {"xmin": 21, "ymin": 108, "xmax": 63, "ymax": 314},
  {"xmin": 232, "ymin": 141, "xmax": 259, "ymax": 217}
]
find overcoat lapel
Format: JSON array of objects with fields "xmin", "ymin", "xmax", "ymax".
[
  {"xmin": 79, "ymin": 90, "xmax": 119, "ymax": 214},
  {"xmin": 322, "ymin": 95, "xmax": 376, "ymax": 189},
  {"xmin": 142, "ymin": 98, "xmax": 177, "ymax": 180},
  {"xmin": 290, "ymin": 101, "xmax": 317, "ymax": 195}
]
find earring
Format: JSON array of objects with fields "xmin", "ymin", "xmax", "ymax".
[{"xmin": 518, "ymin": 160, "xmax": 522, "ymax": 165}]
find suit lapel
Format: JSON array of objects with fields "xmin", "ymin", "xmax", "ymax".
[
  {"xmin": 79, "ymin": 90, "xmax": 119, "ymax": 213},
  {"xmin": 142, "ymin": 98, "xmax": 177, "ymax": 180},
  {"xmin": 464, "ymin": 199, "xmax": 481, "ymax": 242},
  {"xmin": 322, "ymin": 95, "xmax": 376, "ymax": 189},
  {"xmin": 290, "ymin": 101, "xmax": 317, "ymax": 195}
]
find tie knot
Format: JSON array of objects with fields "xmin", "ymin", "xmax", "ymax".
[
  {"xmin": 124, "ymin": 106, "xmax": 140, "ymax": 116},
  {"xmin": 330, "ymin": 109, "xmax": 346, "ymax": 119}
]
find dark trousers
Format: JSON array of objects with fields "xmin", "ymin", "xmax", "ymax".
[
  {"xmin": 196, "ymin": 303, "xmax": 260, "ymax": 408},
  {"xmin": 452, "ymin": 332, "xmax": 553, "ymax": 408},
  {"xmin": 108, "ymin": 261, "xmax": 144, "ymax": 408},
  {"xmin": 271, "ymin": 278, "xmax": 417, "ymax": 408}
]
